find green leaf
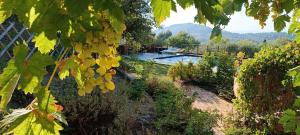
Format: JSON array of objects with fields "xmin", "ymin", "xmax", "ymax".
[
  {"xmin": 171, "ymin": 0, "xmax": 177, "ymax": 12},
  {"xmin": 0, "ymin": 73, "xmax": 20, "ymax": 111},
  {"xmin": 294, "ymin": 98, "xmax": 300, "ymax": 108},
  {"xmin": 289, "ymin": 9, "xmax": 300, "ymax": 43},
  {"xmin": 64, "ymin": 0, "xmax": 90, "ymax": 17},
  {"xmin": 296, "ymin": 124, "xmax": 300, "ymax": 135},
  {"xmin": 19, "ymin": 51, "xmax": 54, "ymax": 94},
  {"xmin": 210, "ymin": 26, "xmax": 222, "ymax": 40},
  {"xmin": 274, "ymin": 15, "xmax": 290, "ymax": 32},
  {"xmin": 176, "ymin": 0, "xmax": 193, "ymax": 9},
  {"xmin": 34, "ymin": 32, "xmax": 56, "ymax": 54},
  {"xmin": 3, "ymin": 110, "xmax": 63, "ymax": 135},
  {"xmin": 151, "ymin": 0, "xmax": 172, "ymax": 26},
  {"xmin": 233, "ymin": 0, "xmax": 245, "ymax": 11},
  {"xmin": 0, "ymin": 60, "xmax": 20, "ymax": 111},
  {"xmin": 282, "ymin": 0, "xmax": 294, "ymax": 13},
  {"xmin": 58, "ymin": 57, "xmax": 77, "ymax": 80},
  {"xmin": 246, "ymin": 1, "xmax": 259, "ymax": 17},
  {"xmin": 279, "ymin": 109, "xmax": 297, "ymax": 133},
  {"xmin": 27, "ymin": 51, "xmax": 54, "ymax": 76},
  {"xmin": 288, "ymin": 66, "xmax": 300, "ymax": 87},
  {"xmin": 14, "ymin": 45, "xmax": 29, "ymax": 73},
  {"xmin": 0, "ymin": 2, "xmax": 10, "ymax": 23},
  {"xmin": 36, "ymin": 87, "xmax": 57, "ymax": 113}
]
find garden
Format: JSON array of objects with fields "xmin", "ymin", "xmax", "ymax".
[{"xmin": 0, "ymin": 0, "xmax": 300, "ymax": 135}]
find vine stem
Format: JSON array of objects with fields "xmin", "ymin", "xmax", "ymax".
[
  {"xmin": 44, "ymin": 48, "xmax": 70, "ymax": 112},
  {"xmin": 45, "ymin": 48, "xmax": 69, "ymax": 90},
  {"xmin": 26, "ymin": 48, "xmax": 69, "ymax": 111}
]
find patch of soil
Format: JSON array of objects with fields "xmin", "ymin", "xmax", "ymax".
[{"xmin": 175, "ymin": 82, "xmax": 234, "ymax": 135}]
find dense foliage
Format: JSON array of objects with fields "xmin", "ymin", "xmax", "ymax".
[
  {"xmin": 234, "ymin": 43, "xmax": 300, "ymax": 133},
  {"xmin": 146, "ymin": 77, "xmax": 218, "ymax": 134},
  {"xmin": 154, "ymin": 30, "xmax": 173, "ymax": 47},
  {"xmin": 122, "ymin": 0, "xmax": 155, "ymax": 45},
  {"xmin": 168, "ymin": 32, "xmax": 200, "ymax": 50},
  {"xmin": 168, "ymin": 52, "xmax": 235, "ymax": 99}
]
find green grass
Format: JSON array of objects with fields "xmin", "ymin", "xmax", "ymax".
[{"xmin": 122, "ymin": 57, "xmax": 170, "ymax": 76}]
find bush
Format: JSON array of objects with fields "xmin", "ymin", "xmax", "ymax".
[
  {"xmin": 168, "ymin": 61, "xmax": 195, "ymax": 81},
  {"xmin": 193, "ymin": 61, "xmax": 214, "ymax": 84},
  {"xmin": 184, "ymin": 110, "xmax": 219, "ymax": 135},
  {"xmin": 146, "ymin": 77, "xmax": 218, "ymax": 134},
  {"xmin": 234, "ymin": 43, "xmax": 300, "ymax": 133},
  {"xmin": 168, "ymin": 52, "xmax": 235, "ymax": 99},
  {"xmin": 50, "ymin": 77, "xmax": 151, "ymax": 135},
  {"xmin": 127, "ymin": 79, "xmax": 146, "ymax": 100},
  {"xmin": 224, "ymin": 127, "xmax": 252, "ymax": 135},
  {"xmin": 154, "ymin": 87, "xmax": 193, "ymax": 132}
]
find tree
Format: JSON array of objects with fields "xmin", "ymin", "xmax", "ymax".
[
  {"xmin": 122, "ymin": 0, "xmax": 155, "ymax": 45},
  {"xmin": 155, "ymin": 30, "xmax": 173, "ymax": 46},
  {"xmin": 168, "ymin": 32, "xmax": 200, "ymax": 50}
]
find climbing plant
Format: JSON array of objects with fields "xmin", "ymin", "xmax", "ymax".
[
  {"xmin": 234, "ymin": 43, "xmax": 300, "ymax": 132},
  {"xmin": 0, "ymin": 0, "xmax": 299, "ymax": 134}
]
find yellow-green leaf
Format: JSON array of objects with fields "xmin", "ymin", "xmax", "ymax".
[
  {"xmin": 151, "ymin": 0, "xmax": 172, "ymax": 26},
  {"xmin": 34, "ymin": 32, "xmax": 56, "ymax": 54}
]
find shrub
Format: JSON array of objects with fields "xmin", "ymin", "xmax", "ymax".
[
  {"xmin": 127, "ymin": 79, "xmax": 146, "ymax": 100},
  {"xmin": 168, "ymin": 61, "xmax": 195, "ymax": 81},
  {"xmin": 193, "ymin": 60, "xmax": 214, "ymax": 84},
  {"xmin": 50, "ymin": 77, "xmax": 150, "ymax": 135},
  {"xmin": 234, "ymin": 43, "xmax": 300, "ymax": 132},
  {"xmin": 224, "ymin": 127, "xmax": 252, "ymax": 135},
  {"xmin": 154, "ymin": 88, "xmax": 193, "ymax": 132},
  {"xmin": 146, "ymin": 77, "xmax": 218, "ymax": 134},
  {"xmin": 168, "ymin": 52, "xmax": 235, "ymax": 99},
  {"xmin": 184, "ymin": 110, "xmax": 219, "ymax": 135}
]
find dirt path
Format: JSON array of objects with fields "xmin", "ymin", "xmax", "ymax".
[{"xmin": 176, "ymin": 83, "xmax": 234, "ymax": 135}]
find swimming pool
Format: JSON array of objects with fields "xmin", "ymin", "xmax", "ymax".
[{"xmin": 130, "ymin": 53, "xmax": 202, "ymax": 65}]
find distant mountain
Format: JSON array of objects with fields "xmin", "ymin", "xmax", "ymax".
[{"xmin": 155, "ymin": 23, "xmax": 294, "ymax": 42}]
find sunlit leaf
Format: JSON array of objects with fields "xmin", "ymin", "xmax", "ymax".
[
  {"xmin": 34, "ymin": 32, "xmax": 56, "ymax": 54},
  {"xmin": 151, "ymin": 0, "xmax": 172, "ymax": 26}
]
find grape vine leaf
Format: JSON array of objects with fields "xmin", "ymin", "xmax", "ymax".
[
  {"xmin": 34, "ymin": 32, "xmax": 56, "ymax": 54},
  {"xmin": 2, "ymin": 110, "xmax": 63, "ymax": 135},
  {"xmin": 58, "ymin": 57, "xmax": 77, "ymax": 80},
  {"xmin": 289, "ymin": 9, "xmax": 300, "ymax": 43},
  {"xmin": 274, "ymin": 15, "xmax": 290, "ymax": 32},
  {"xmin": 279, "ymin": 109, "xmax": 297, "ymax": 133},
  {"xmin": 17, "ymin": 46, "xmax": 54, "ymax": 94},
  {"xmin": 64, "ymin": 0, "xmax": 89, "ymax": 17},
  {"xmin": 293, "ymin": 98, "xmax": 300, "ymax": 108},
  {"xmin": 0, "ymin": 70, "xmax": 20, "ymax": 111},
  {"xmin": 36, "ymin": 87, "xmax": 57, "ymax": 113},
  {"xmin": 288, "ymin": 66, "xmax": 300, "ymax": 87},
  {"xmin": 151, "ymin": 0, "xmax": 172, "ymax": 26},
  {"xmin": 176, "ymin": 0, "xmax": 193, "ymax": 9}
]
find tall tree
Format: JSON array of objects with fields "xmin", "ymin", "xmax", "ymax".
[{"xmin": 122, "ymin": 0, "xmax": 155, "ymax": 45}]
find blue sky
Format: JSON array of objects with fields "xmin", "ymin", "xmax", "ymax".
[{"xmin": 161, "ymin": 6, "xmax": 290, "ymax": 33}]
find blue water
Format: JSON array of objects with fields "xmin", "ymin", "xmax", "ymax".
[
  {"xmin": 155, "ymin": 56, "xmax": 202, "ymax": 65},
  {"xmin": 131, "ymin": 53, "xmax": 202, "ymax": 65}
]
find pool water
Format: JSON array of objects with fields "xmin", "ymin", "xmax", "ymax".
[{"xmin": 130, "ymin": 53, "xmax": 202, "ymax": 65}]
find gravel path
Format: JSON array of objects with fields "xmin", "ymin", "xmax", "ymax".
[{"xmin": 176, "ymin": 83, "xmax": 234, "ymax": 135}]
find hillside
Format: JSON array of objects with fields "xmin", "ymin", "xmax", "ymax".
[{"xmin": 155, "ymin": 23, "xmax": 294, "ymax": 42}]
